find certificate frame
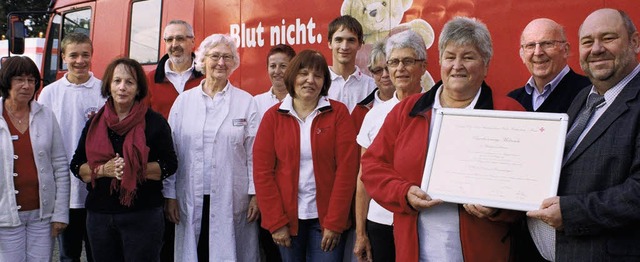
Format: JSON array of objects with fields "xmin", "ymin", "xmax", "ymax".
[{"xmin": 421, "ymin": 108, "xmax": 568, "ymax": 211}]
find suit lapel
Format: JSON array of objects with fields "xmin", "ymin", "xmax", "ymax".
[{"xmin": 563, "ymin": 72, "xmax": 640, "ymax": 166}]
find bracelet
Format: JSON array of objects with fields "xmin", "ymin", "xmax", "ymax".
[{"xmin": 93, "ymin": 165, "xmax": 100, "ymax": 176}]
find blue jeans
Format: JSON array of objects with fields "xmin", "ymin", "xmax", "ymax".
[
  {"xmin": 86, "ymin": 207, "xmax": 164, "ymax": 262},
  {"xmin": 279, "ymin": 219, "xmax": 346, "ymax": 262},
  {"xmin": 59, "ymin": 208, "xmax": 93, "ymax": 262}
]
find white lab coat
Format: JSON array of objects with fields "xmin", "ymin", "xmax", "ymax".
[{"xmin": 165, "ymin": 81, "xmax": 259, "ymax": 262}]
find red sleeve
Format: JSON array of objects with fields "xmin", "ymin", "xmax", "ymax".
[
  {"xmin": 324, "ymin": 103, "xmax": 359, "ymax": 232},
  {"xmin": 361, "ymin": 99, "xmax": 419, "ymax": 215},
  {"xmin": 253, "ymin": 108, "xmax": 290, "ymax": 233}
]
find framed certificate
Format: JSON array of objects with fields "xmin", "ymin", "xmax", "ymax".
[{"xmin": 421, "ymin": 108, "xmax": 568, "ymax": 211}]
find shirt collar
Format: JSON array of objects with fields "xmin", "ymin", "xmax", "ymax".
[
  {"xmin": 524, "ymin": 65, "xmax": 570, "ymax": 95},
  {"xmin": 591, "ymin": 63, "xmax": 640, "ymax": 104},
  {"xmin": 198, "ymin": 80, "xmax": 230, "ymax": 97},
  {"xmin": 329, "ymin": 66, "xmax": 364, "ymax": 81},
  {"xmin": 279, "ymin": 94, "xmax": 331, "ymax": 113},
  {"xmin": 164, "ymin": 59, "xmax": 195, "ymax": 76},
  {"xmin": 62, "ymin": 72, "xmax": 97, "ymax": 88},
  {"xmin": 433, "ymin": 86, "xmax": 481, "ymax": 109}
]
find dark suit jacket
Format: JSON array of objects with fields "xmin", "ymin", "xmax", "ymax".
[
  {"xmin": 557, "ymin": 70, "xmax": 640, "ymax": 261},
  {"xmin": 508, "ymin": 69, "xmax": 591, "ymax": 112}
]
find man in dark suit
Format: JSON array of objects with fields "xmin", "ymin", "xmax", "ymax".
[
  {"xmin": 509, "ymin": 18, "xmax": 590, "ymax": 113},
  {"xmin": 528, "ymin": 8, "xmax": 640, "ymax": 261}
]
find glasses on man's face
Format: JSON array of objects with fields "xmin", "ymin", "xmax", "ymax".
[
  {"xmin": 11, "ymin": 76, "xmax": 37, "ymax": 86},
  {"xmin": 521, "ymin": 40, "xmax": 566, "ymax": 53},
  {"xmin": 163, "ymin": 35, "xmax": 193, "ymax": 43},
  {"xmin": 386, "ymin": 58, "xmax": 425, "ymax": 68},
  {"xmin": 206, "ymin": 53, "xmax": 234, "ymax": 63},
  {"xmin": 369, "ymin": 66, "xmax": 388, "ymax": 76}
]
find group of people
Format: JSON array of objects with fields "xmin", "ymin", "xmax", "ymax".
[{"xmin": 0, "ymin": 7, "xmax": 639, "ymax": 262}]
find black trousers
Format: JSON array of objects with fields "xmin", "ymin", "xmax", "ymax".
[{"xmin": 367, "ymin": 220, "xmax": 395, "ymax": 262}]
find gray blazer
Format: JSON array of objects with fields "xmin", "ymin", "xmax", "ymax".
[{"xmin": 557, "ymin": 70, "xmax": 640, "ymax": 261}]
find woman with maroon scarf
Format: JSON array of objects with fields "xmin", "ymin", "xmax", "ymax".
[{"xmin": 70, "ymin": 58, "xmax": 177, "ymax": 262}]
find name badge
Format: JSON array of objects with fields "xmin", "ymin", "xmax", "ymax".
[
  {"xmin": 11, "ymin": 135, "xmax": 19, "ymax": 141},
  {"xmin": 233, "ymin": 118, "xmax": 247, "ymax": 126}
]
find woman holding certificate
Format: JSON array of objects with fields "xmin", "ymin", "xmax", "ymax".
[{"xmin": 360, "ymin": 17, "xmax": 524, "ymax": 261}]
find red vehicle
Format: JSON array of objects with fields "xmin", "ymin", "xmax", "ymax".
[{"xmin": 7, "ymin": 0, "xmax": 640, "ymax": 96}]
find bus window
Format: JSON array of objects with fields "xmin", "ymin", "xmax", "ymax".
[
  {"xmin": 42, "ymin": 14, "xmax": 61, "ymax": 85},
  {"xmin": 129, "ymin": 0, "xmax": 162, "ymax": 64}
]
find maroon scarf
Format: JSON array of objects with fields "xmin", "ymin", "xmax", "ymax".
[{"xmin": 86, "ymin": 98, "xmax": 149, "ymax": 206}]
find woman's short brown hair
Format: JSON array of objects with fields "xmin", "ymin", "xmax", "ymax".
[
  {"xmin": 100, "ymin": 57, "xmax": 148, "ymax": 101},
  {"xmin": 283, "ymin": 50, "xmax": 331, "ymax": 98},
  {"xmin": 0, "ymin": 56, "xmax": 41, "ymax": 101}
]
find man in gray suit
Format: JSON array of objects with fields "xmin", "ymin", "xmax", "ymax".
[{"xmin": 527, "ymin": 8, "xmax": 640, "ymax": 261}]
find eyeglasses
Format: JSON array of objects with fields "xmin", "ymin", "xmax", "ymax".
[
  {"xmin": 386, "ymin": 58, "xmax": 425, "ymax": 68},
  {"xmin": 206, "ymin": 53, "xmax": 234, "ymax": 62},
  {"xmin": 369, "ymin": 66, "xmax": 388, "ymax": 76},
  {"xmin": 521, "ymin": 40, "xmax": 566, "ymax": 53},
  {"xmin": 163, "ymin": 35, "xmax": 193, "ymax": 43},
  {"xmin": 11, "ymin": 77, "xmax": 37, "ymax": 85}
]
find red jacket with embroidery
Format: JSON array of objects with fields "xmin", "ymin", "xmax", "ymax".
[
  {"xmin": 253, "ymin": 99, "xmax": 359, "ymax": 235},
  {"xmin": 362, "ymin": 82, "xmax": 524, "ymax": 262}
]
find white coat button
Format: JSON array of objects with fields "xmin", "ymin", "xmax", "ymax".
[
  {"xmin": 39, "ymin": 151, "xmax": 44, "ymax": 156},
  {"xmin": 13, "ymin": 155, "xmax": 18, "ymax": 160},
  {"xmin": 40, "ymin": 168, "xmax": 45, "ymax": 172},
  {"xmin": 42, "ymin": 186, "xmax": 47, "ymax": 191},
  {"xmin": 17, "ymin": 205, "xmax": 22, "ymax": 210},
  {"xmin": 14, "ymin": 190, "xmax": 19, "ymax": 194},
  {"xmin": 42, "ymin": 200, "xmax": 47, "ymax": 205},
  {"xmin": 13, "ymin": 173, "xmax": 18, "ymax": 177}
]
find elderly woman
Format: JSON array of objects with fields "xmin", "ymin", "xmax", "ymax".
[
  {"xmin": 166, "ymin": 33, "xmax": 260, "ymax": 262},
  {"xmin": 253, "ymin": 49, "xmax": 359, "ymax": 261},
  {"xmin": 361, "ymin": 17, "xmax": 524, "ymax": 261},
  {"xmin": 0, "ymin": 56, "xmax": 69, "ymax": 261},
  {"xmin": 354, "ymin": 29, "xmax": 428, "ymax": 262},
  {"xmin": 254, "ymin": 44, "xmax": 296, "ymax": 117},
  {"xmin": 70, "ymin": 57, "xmax": 177, "ymax": 262},
  {"xmin": 351, "ymin": 40, "xmax": 395, "ymax": 132}
]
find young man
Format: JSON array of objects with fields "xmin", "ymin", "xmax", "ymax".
[
  {"xmin": 38, "ymin": 32, "xmax": 105, "ymax": 262},
  {"xmin": 327, "ymin": 15, "xmax": 377, "ymax": 113}
]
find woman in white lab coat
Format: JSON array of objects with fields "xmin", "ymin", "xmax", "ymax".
[{"xmin": 165, "ymin": 34, "xmax": 260, "ymax": 262}]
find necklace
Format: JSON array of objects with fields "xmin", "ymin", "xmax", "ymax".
[{"xmin": 4, "ymin": 103, "xmax": 29, "ymax": 126}]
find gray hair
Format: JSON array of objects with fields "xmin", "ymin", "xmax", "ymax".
[
  {"xmin": 385, "ymin": 30, "xmax": 427, "ymax": 61},
  {"xmin": 619, "ymin": 10, "xmax": 638, "ymax": 38},
  {"xmin": 194, "ymin": 34, "xmax": 240, "ymax": 74},
  {"xmin": 368, "ymin": 40, "xmax": 387, "ymax": 71},
  {"xmin": 165, "ymin": 20, "xmax": 194, "ymax": 38},
  {"xmin": 438, "ymin": 17, "xmax": 493, "ymax": 66}
]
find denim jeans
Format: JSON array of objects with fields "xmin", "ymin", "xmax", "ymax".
[
  {"xmin": 86, "ymin": 207, "xmax": 164, "ymax": 262},
  {"xmin": 278, "ymin": 219, "xmax": 346, "ymax": 262},
  {"xmin": 0, "ymin": 209, "xmax": 52, "ymax": 261},
  {"xmin": 59, "ymin": 208, "xmax": 93, "ymax": 262}
]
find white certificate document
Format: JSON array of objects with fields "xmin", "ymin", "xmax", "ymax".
[{"xmin": 421, "ymin": 109, "xmax": 568, "ymax": 211}]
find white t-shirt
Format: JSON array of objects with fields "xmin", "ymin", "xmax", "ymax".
[
  {"xmin": 279, "ymin": 95, "xmax": 332, "ymax": 219},
  {"xmin": 37, "ymin": 73, "xmax": 105, "ymax": 208},
  {"xmin": 164, "ymin": 61, "xmax": 194, "ymax": 94},
  {"xmin": 254, "ymin": 88, "xmax": 282, "ymax": 117},
  {"xmin": 417, "ymin": 86, "xmax": 481, "ymax": 262},
  {"xmin": 327, "ymin": 66, "xmax": 376, "ymax": 113}
]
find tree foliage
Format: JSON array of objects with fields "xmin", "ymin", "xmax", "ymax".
[{"xmin": 1, "ymin": 0, "xmax": 51, "ymax": 38}]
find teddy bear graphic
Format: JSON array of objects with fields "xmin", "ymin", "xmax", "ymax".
[{"xmin": 341, "ymin": 0, "xmax": 436, "ymax": 89}]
